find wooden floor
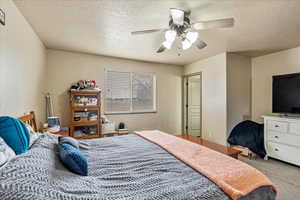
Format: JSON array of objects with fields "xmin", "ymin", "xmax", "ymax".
[{"xmin": 240, "ymin": 156, "xmax": 300, "ymax": 200}]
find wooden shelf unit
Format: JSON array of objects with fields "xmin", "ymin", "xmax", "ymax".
[{"xmin": 69, "ymin": 90, "xmax": 102, "ymax": 139}]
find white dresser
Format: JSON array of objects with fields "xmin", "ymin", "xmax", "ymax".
[{"xmin": 263, "ymin": 115, "xmax": 300, "ymax": 166}]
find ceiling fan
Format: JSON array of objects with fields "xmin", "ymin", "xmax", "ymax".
[{"xmin": 131, "ymin": 8, "xmax": 234, "ymax": 53}]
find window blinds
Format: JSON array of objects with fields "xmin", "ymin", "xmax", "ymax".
[
  {"xmin": 105, "ymin": 70, "xmax": 156, "ymax": 114},
  {"xmin": 132, "ymin": 73, "xmax": 154, "ymax": 111}
]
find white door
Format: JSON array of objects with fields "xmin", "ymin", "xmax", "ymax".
[{"xmin": 187, "ymin": 75, "xmax": 201, "ymax": 137}]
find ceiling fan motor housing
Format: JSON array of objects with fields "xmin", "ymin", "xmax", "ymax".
[{"xmin": 169, "ymin": 16, "xmax": 191, "ymax": 36}]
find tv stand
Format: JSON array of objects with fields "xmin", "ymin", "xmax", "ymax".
[{"xmin": 263, "ymin": 115, "xmax": 300, "ymax": 166}]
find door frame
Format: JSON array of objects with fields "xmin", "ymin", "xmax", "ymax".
[{"xmin": 182, "ymin": 72, "xmax": 202, "ymax": 136}]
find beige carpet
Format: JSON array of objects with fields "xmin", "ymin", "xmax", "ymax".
[{"xmin": 239, "ymin": 156, "xmax": 300, "ymax": 200}]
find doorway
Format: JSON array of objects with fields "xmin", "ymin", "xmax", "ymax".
[{"xmin": 183, "ymin": 73, "xmax": 202, "ymax": 137}]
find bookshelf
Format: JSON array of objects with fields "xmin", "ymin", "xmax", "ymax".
[{"xmin": 69, "ymin": 90, "xmax": 101, "ymax": 139}]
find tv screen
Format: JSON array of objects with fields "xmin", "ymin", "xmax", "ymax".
[{"xmin": 273, "ymin": 73, "xmax": 300, "ymax": 114}]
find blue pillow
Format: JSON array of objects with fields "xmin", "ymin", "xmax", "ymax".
[
  {"xmin": 58, "ymin": 143, "xmax": 88, "ymax": 176},
  {"xmin": 58, "ymin": 136, "xmax": 79, "ymax": 149},
  {"xmin": 0, "ymin": 117, "xmax": 30, "ymax": 155}
]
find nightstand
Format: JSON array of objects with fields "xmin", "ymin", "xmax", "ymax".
[{"xmin": 42, "ymin": 127, "xmax": 69, "ymax": 136}]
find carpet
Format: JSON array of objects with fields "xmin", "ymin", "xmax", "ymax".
[{"xmin": 239, "ymin": 156, "xmax": 300, "ymax": 200}]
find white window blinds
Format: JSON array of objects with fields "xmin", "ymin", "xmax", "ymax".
[{"xmin": 105, "ymin": 70, "xmax": 156, "ymax": 114}]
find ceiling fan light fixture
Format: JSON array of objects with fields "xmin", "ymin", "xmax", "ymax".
[
  {"xmin": 186, "ymin": 32, "xmax": 198, "ymax": 44},
  {"xmin": 162, "ymin": 40, "xmax": 173, "ymax": 49},
  {"xmin": 182, "ymin": 39, "xmax": 192, "ymax": 50},
  {"xmin": 131, "ymin": 8, "xmax": 234, "ymax": 53},
  {"xmin": 165, "ymin": 30, "xmax": 176, "ymax": 42}
]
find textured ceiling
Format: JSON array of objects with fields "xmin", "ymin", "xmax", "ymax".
[{"xmin": 13, "ymin": 0, "xmax": 300, "ymax": 65}]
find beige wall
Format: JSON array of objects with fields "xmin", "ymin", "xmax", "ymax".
[
  {"xmin": 45, "ymin": 49, "xmax": 183, "ymax": 134},
  {"xmin": 184, "ymin": 53, "xmax": 227, "ymax": 145},
  {"xmin": 227, "ymin": 53, "xmax": 251, "ymax": 135},
  {"xmin": 252, "ymin": 46, "xmax": 300, "ymax": 123},
  {"xmin": 0, "ymin": 0, "xmax": 46, "ymax": 123}
]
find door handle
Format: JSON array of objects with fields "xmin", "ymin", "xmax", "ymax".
[
  {"xmin": 274, "ymin": 136, "xmax": 279, "ymax": 139},
  {"xmin": 274, "ymin": 148, "xmax": 279, "ymax": 151},
  {"xmin": 275, "ymin": 125, "xmax": 280, "ymax": 128}
]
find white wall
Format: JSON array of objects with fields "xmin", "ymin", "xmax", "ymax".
[
  {"xmin": 252, "ymin": 46, "xmax": 300, "ymax": 123},
  {"xmin": 227, "ymin": 53, "xmax": 251, "ymax": 135},
  {"xmin": 0, "ymin": 0, "xmax": 46, "ymax": 123},
  {"xmin": 45, "ymin": 49, "xmax": 183, "ymax": 134},
  {"xmin": 184, "ymin": 53, "xmax": 227, "ymax": 145}
]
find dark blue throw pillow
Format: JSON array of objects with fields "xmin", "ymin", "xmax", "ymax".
[
  {"xmin": 58, "ymin": 143, "xmax": 88, "ymax": 176},
  {"xmin": 58, "ymin": 136, "xmax": 79, "ymax": 149},
  {"xmin": 0, "ymin": 116, "xmax": 30, "ymax": 155}
]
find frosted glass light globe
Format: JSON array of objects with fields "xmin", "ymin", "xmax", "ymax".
[
  {"xmin": 186, "ymin": 32, "xmax": 198, "ymax": 44},
  {"xmin": 182, "ymin": 39, "xmax": 192, "ymax": 50},
  {"xmin": 165, "ymin": 30, "xmax": 176, "ymax": 42},
  {"xmin": 162, "ymin": 40, "xmax": 173, "ymax": 49}
]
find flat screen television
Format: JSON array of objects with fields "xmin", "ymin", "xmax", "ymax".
[{"xmin": 273, "ymin": 73, "xmax": 300, "ymax": 114}]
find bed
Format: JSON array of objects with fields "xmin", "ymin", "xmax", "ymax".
[{"xmin": 0, "ymin": 112, "xmax": 276, "ymax": 200}]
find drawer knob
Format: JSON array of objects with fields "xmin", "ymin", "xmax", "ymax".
[
  {"xmin": 275, "ymin": 125, "xmax": 280, "ymax": 128},
  {"xmin": 275, "ymin": 148, "xmax": 279, "ymax": 151},
  {"xmin": 274, "ymin": 136, "xmax": 279, "ymax": 139}
]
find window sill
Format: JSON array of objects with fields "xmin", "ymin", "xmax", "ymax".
[{"xmin": 105, "ymin": 111, "xmax": 157, "ymax": 115}]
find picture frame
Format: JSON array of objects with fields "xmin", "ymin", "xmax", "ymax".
[{"xmin": 0, "ymin": 9, "xmax": 5, "ymax": 26}]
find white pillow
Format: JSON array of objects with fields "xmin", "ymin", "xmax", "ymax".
[
  {"xmin": 0, "ymin": 137, "xmax": 16, "ymax": 167},
  {"xmin": 24, "ymin": 123, "xmax": 41, "ymax": 147}
]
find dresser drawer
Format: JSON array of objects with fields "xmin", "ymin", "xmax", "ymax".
[
  {"xmin": 289, "ymin": 122, "xmax": 300, "ymax": 135},
  {"xmin": 268, "ymin": 131, "xmax": 300, "ymax": 148},
  {"xmin": 267, "ymin": 131, "xmax": 282, "ymax": 142},
  {"xmin": 267, "ymin": 142, "xmax": 300, "ymax": 166},
  {"xmin": 267, "ymin": 120, "xmax": 288, "ymax": 132}
]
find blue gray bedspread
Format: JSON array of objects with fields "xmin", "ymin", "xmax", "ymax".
[{"xmin": 0, "ymin": 133, "xmax": 275, "ymax": 200}]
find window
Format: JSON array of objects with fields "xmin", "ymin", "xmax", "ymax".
[{"xmin": 105, "ymin": 70, "xmax": 156, "ymax": 114}]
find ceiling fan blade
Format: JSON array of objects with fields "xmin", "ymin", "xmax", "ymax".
[
  {"xmin": 196, "ymin": 40, "xmax": 207, "ymax": 50},
  {"xmin": 192, "ymin": 18, "xmax": 234, "ymax": 30},
  {"xmin": 156, "ymin": 45, "xmax": 166, "ymax": 53},
  {"xmin": 131, "ymin": 28, "xmax": 166, "ymax": 35},
  {"xmin": 170, "ymin": 8, "xmax": 185, "ymax": 25}
]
